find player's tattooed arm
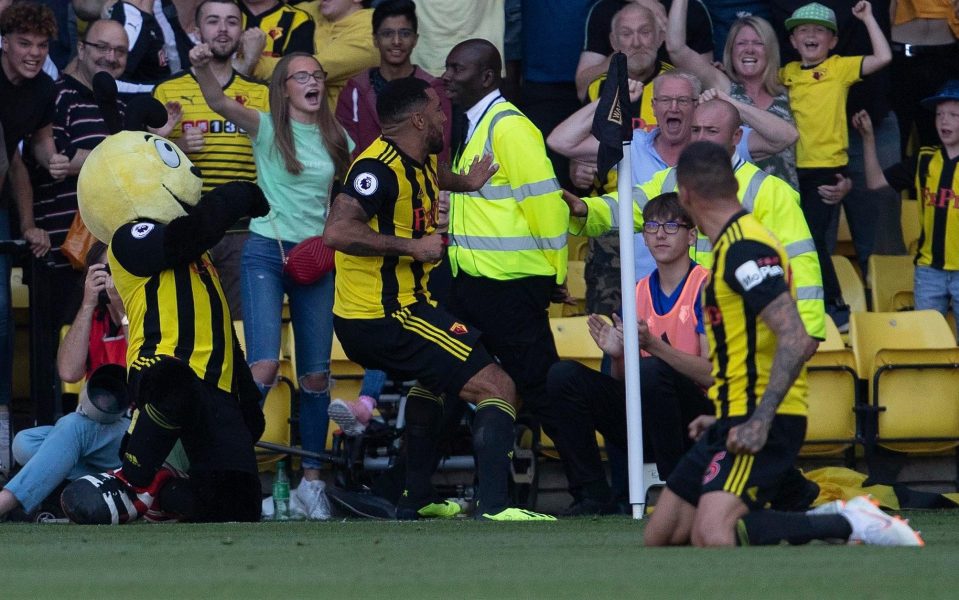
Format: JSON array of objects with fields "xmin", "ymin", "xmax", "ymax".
[
  {"xmin": 726, "ymin": 291, "xmax": 816, "ymax": 454},
  {"xmin": 324, "ymin": 194, "xmax": 444, "ymax": 263}
]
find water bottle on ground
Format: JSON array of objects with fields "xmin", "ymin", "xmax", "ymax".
[{"xmin": 273, "ymin": 461, "xmax": 291, "ymax": 521}]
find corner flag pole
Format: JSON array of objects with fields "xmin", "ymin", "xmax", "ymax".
[
  {"xmin": 590, "ymin": 52, "xmax": 644, "ymax": 519},
  {"xmin": 617, "ymin": 144, "xmax": 645, "ymax": 520}
]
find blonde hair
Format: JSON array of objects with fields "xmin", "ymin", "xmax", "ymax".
[
  {"xmin": 722, "ymin": 16, "xmax": 785, "ymax": 96},
  {"xmin": 268, "ymin": 53, "xmax": 351, "ymax": 178}
]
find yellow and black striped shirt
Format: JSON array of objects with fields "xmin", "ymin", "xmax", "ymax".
[
  {"xmin": 110, "ymin": 221, "xmax": 234, "ymax": 392},
  {"xmin": 887, "ymin": 145, "xmax": 959, "ymax": 270},
  {"xmin": 241, "ymin": 2, "xmax": 315, "ymax": 59},
  {"xmin": 333, "ymin": 137, "xmax": 440, "ymax": 319},
  {"xmin": 704, "ymin": 211, "xmax": 807, "ymax": 419},
  {"xmin": 153, "ymin": 72, "xmax": 269, "ymax": 196}
]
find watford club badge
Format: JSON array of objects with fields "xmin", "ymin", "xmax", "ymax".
[{"xmin": 449, "ymin": 322, "xmax": 468, "ymax": 335}]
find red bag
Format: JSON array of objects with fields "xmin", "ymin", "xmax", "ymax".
[{"xmin": 282, "ymin": 235, "xmax": 335, "ymax": 285}]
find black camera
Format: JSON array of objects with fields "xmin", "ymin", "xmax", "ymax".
[{"xmin": 98, "ymin": 264, "xmax": 111, "ymax": 306}]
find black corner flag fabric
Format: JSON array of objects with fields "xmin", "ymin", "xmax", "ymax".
[{"xmin": 591, "ymin": 52, "xmax": 633, "ymax": 188}]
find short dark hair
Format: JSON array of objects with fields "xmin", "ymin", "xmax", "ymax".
[
  {"xmin": 643, "ymin": 192, "xmax": 690, "ymax": 225},
  {"xmin": 676, "ymin": 141, "xmax": 738, "ymax": 199},
  {"xmin": 372, "ymin": 0, "xmax": 417, "ymax": 34},
  {"xmin": 0, "ymin": 1, "xmax": 57, "ymax": 38},
  {"xmin": 377, "ymin": 76, "xmax": 431, "ymax": 126},
  {"xmin": 194, "ymin": 0, "xmax": 240, "ymax": 29}
]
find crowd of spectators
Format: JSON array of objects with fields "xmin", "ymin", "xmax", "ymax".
[{"xmin": 1, "ymin": 0, "xmax": 957, "ymax": 519}]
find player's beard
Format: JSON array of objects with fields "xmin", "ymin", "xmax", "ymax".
[{"xmin": 426, "ymin": 126, "xmax": 444, "ymax": 155}]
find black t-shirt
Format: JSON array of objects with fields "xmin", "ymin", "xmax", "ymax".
[
  {"xmin": 0, "ymin": 51, "xmax": 56, "ymax": 160},
  {"xmin": 769, "ymin": 0, "xmax": 893, "ymax": 122},
  {"xmin": 584, "ymin": 0, "xmax": 715, "ymax": 62}
]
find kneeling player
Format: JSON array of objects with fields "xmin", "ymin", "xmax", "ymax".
[{"xmin": 643, "ymin": 142, "xmax": 922, "ymax": 547}]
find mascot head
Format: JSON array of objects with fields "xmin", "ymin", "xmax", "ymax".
[{"xmin": 77, "ymin": 131, "xmax": 203, "ymax": 243}]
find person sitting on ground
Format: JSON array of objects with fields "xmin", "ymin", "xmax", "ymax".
[
  {"xmin": 0, "ymin": 242, "xmax": 129, "ymax": 521},
  {"xmin": 547, "ymin": 192, "xmax": 714, "ymax": 515}
]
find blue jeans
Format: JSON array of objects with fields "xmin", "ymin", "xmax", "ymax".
[
  {"xmin": 360, "ymin": 369, "xmax": 387, "ymax": 400},
  {"xmin": 914, "ymin": 266, "xmax": 959, "ymax": 337},
  {"xmin": 241, "ymin": 233, "xmax": 334, "ymax": 469},
  {"xmin": 0, "ymin": 207, "xmax": 12, "ymax": 407},
  {"xmin": 5, "ymin": 412, "xmax": 128, "ymax": 512}
]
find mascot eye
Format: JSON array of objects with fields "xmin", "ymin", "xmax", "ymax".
[{"xmin": 154, "ymin": 140, "xmax": 181, "ymax": 168}]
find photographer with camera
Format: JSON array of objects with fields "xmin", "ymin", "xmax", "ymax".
[
  {"xmin": 0, "ymin": 241, "xmax": 129, "ymax": 521},
  {"xmin": 56, "ymin": 241, "xmax": 127, "ymax": 383}
]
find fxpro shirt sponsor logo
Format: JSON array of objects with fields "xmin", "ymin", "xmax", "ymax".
[{"xmin": 734, "ymin": 259, "xmax": 784, "ymax": 291}]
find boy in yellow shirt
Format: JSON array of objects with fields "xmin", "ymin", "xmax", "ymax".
[{"xmin": 780, "ymin": 1, "xmax": 891, "ymax": 330}]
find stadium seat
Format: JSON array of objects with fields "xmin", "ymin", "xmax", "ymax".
[
  {"xmin": 550, "ymin": 316, "xmax": 604, "ymax": 371},
  {"xmin": 801, "ymin": 316, "xmax": 858, "ymax": 460},
  {"xmin": 835, "ymin": 206, "xmax": 855, "ymax": 258},
  {"xmin": 868, "ymin": 255, "xmax": 914, "ymax": 312},
  {"xmin": 257, "ymin": 359, "xmax": 296, "ymax": 471},
  {"xmin": 12, "ymin": 268, "xmax": 30, "ymax": 400},
  {"xmin": 849, "ymin": 310, "xmax": 959, "ymax": 455},
  {"xmin": 568, "ymin": 234, "xmax": 589, "ymax": 261},
  {"xmin": 831, "ymin": 255, "xmax": 866, "ymax": 314},
  {"xmin": 900, "ymin": 198, "xmax": 919, "ymax": 255},
  {"xmin": 57, "ymin": 324, "xmax": 85, "ymax": 396}
]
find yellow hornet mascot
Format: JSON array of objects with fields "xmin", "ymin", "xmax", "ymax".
[{"xmin": 61, "ymin": 131, "xmax": 269, "ymax": 524}]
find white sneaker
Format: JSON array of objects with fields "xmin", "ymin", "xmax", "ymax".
[
  {"xmin": 840, "ymin": 495, "xmax": 924, "ymax": 547},
  {"xmin": 293, "ymin": 479, "xmax": 332, "ymax": 521},
  {"xmin": 329, "ymin": 399, "xmax": 367, "ymax": 436}
]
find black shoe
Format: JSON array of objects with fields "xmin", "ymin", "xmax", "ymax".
[
  {"xmin": 60, "ymin": 472, "xmax": 139, "ymax": 525},
  {"xmin": 562, "ymin": 496, "xmax": 620, "ymax": 516},
  {"xmin": 325, "ymin": 486, "xmax": 397, "ymax": 520}
]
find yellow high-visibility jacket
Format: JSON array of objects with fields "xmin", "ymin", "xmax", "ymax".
[
  {"xmin": 449, "ymin": 101, "xmax": 568, "ymax": 283},
  {"xmin": 570, "ymin": 158, "xmax": 826, "ymax": 340}
]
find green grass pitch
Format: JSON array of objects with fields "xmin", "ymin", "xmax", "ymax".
[{"xmin": 3, "ymin": 511, "xmax": 959, "ymax": 599}]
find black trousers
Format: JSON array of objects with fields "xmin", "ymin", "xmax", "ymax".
[
  {"xmin": 798, "ymin": 167, "xmax": 845, "ymax": 307},
  {"xmin": 447, "ymin": 272, "xmax": 559, "ymax": 435},
  {"xmin": 546, "ymin": 357, "xmax": 713, "ymax": 498}
]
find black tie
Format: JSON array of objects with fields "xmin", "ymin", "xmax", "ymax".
[{"xmin": 451, "ymin": 110, "xmax": 469, "ymax": 162}]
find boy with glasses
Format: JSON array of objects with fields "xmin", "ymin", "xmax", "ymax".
[{"xmin": 547, "ymin": 192, "xmax": 714, "ymax": 515}]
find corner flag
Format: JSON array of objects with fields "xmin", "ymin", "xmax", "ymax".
[{"xmin": 590, "ymin": 52, "xmax": 633, "ymax": 188}]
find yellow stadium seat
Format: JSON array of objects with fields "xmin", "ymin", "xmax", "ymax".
[
  {"xmin": 59, "ymin": 324, "xmax": 85, "ymax": 396},
  {"xmin": 10, "ymin": 267, "xmax": 28, "ymax": 309},
  {"xmin": 568, "ymin": 234, "xmax": 589, "ymax": 261},
  {"xmin": 560, "ymin": 260, "xmax": 588, "ymax": 317},
  {"xmin": 835, "ymin": 206, "xmax": 855, "ymax": 258},
  {"xmin": 900, "ymin": 198, "xmax": 920, "ymax": 255},
  {"xmin": 849, "ymin": 310, "xmax": 959, "ymax": 454},
  {"xmin": 868, "ymin": 255, "xmax": 914, "ymax": 312},
  {"xmin": 550, "ymin": 316, "xmax": 604, "ymax": 371},
  {"xmin": 831, "ymin": 255, "xmax": 866, "ymax": 314},
  {"xmin": 256, "ymin": 359, "xmax": 295, "ymax": 471},
  {"xmin": 801, "ymin": 316, "xmax": 858, "ymax": 459}
]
